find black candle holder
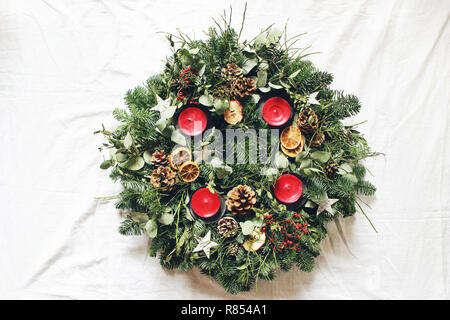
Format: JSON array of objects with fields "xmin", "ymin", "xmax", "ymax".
[
  {"xmin": 257, "ymin": 89, "xmax": 294, "ymax": 129},
  {"xmin": 175, "ymin": 104, "xmax": 212, "ymax": 137},
  {"xmin": 189, "ymin": 187, "xmax": 227, "ymax": 224},
  {"xmin": 271, "ymin": 173, "xmax": 308, "ymax": 211}
]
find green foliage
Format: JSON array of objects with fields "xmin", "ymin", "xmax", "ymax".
[{"xmin": 96, "ymin": 7, "xmax": 378, "ymax": 294}]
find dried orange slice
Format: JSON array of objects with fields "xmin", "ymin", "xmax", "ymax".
[
  {"xmin": 280, "ymin": 126, "xmax": 302, "ymax": 150},
  {"xmin": 169, "ymin": 147, "xmax": 192, "ymax": 170},
  {"xmin": 281, "ymin": 135, "xmax": 304, "ymax": 157},
  {"xmin": 224, "ymin": 100, "xmax": 244, "ymax": 125},
  {"xmin": 178, "ymin": 161, "xmax": 200, "ymax": 183}
]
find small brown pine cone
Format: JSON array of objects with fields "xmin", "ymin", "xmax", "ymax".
[
  {"xmin": 151, "ymin": 150, "xmax": 168, "ymax": 167},
  {"xmin": 227, "ymin": 243, "xmax": 239, "ymax": 256},
  {"xmin": 310, "ymin": 130, "xmax": 325, "ymax": 148},
  {"xmin": 230, "ymin": 77, "xmax": 257, "ymax": 99},
  {"xmin": 297, "ymin": 107, "xmax": 319, "ymax": 134},
  {"xmin": 221, "ymin": 62, "xmax": 243, "ymax": 82},
  {"xmin": 226, "ymin": 185, "xmax": 257, "ymax": 217},
  {"xmin": 217, "ymin": 217, "xmax": 239, "ymax": 237},
  {"xmin": 150, "ymin": 166, "xmax": 178, "ymax": 191},
  {"xmin": 216, "ymin": 85, "xmax": 233, "ymax": 99},
  {"xmin": 325, "ymin": 162, "xmax": 339, "ymax": 178}
]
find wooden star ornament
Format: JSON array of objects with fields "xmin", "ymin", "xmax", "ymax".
[
  {"xmin": 150, "ymin": 95, "xmax": 175, "ymax": 114},
  {"xmin": 315, "ymin": 193, "xmax": 339, "ymax": 216},
  {"xmin": 193, "ymin": 231, "xmax": 218, "ymax": 259},
  {"xmin": 308, "ymin": 91, "xmax": 320, "ymax": 105}
]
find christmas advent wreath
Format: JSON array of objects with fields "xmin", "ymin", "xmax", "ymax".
[{"xmin": 96, "ymin": 9, "xmax": 379, "ymax": 294}]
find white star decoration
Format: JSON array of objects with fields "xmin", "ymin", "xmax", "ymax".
[
  {"xmin": 193, "ymin": 231, "xmax": 218, "ymax": 259},
  {"xmin": 308, "ymin": 91, "xmax": 320, "ymax": 105},
  {"xmin": 315, "ymin": 193, "xmax": 339, "ymax": 216},
  {"xmin": 150, "ymin": 95, "xmax": 175, "ymax": 114}
]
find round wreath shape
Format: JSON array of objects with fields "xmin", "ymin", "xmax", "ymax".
[{"xmin": 97, "ymin": 11, "xmax": 378, "ymax": 294}]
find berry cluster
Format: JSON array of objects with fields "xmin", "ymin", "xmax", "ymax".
[
  {"xmin": 176, "ymin": 66, "xmax": 198, "ymax": 101},
  {"xmin": 263, "ymin": 213, "xmax": 309, "ymax": 252},
  {"xmin": 179, "ymin": 66, "xmax": 197, "ymax": 83},
  {"xmin": 177, "ymin": 91, "xmax": 185, "ymax": 100}
]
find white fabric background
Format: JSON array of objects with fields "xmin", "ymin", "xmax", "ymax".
[{"xmin": 1, "ymin": 0, "xmax": 449, "ymax": 300}]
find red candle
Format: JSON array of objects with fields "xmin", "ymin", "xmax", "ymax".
[
  {"xmin": 273, "ymin": 174, "xmax": 303, "ymax": 204},
  {"xmin": 262, "ymin": 97, "xmax": 292, "ymax": 126},
  {"xmin": 191, "ymin": 188, "xmax": 221, "ymax": 218},
  {"xmin": 177, "ymin": 107, "xmax": 208, "ymax": 136}
]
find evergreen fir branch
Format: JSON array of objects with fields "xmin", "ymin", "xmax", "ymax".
[{"xmin": 118, "ymin": 216, "xmax": 144, "ymax": 236}]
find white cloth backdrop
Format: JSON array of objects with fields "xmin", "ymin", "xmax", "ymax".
[{"xmin": 1, "ymin": 0, "xmax": 449, "ymax": 300}]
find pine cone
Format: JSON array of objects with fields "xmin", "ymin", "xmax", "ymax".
[
  {"xmin": 216, "ymin": 85, "xmax": 233, "ymax": 98},
  {"xmin": 227, "ymin": 243, "xmax": 239, "ymax": 257},
  {"xmin": 310, "ymin": 130, "xmax": 325, "ymax": 148},
  {"xmin": 230, "ymin": 77, "xmax": 256, "ymax": 99},
  {"xmin": 297, "ymin": 107, "xmax": 319, "ymax": 134},
  {"xmin": 151, "ymin": 150, "xmax": 168, "ymax": 167},
  {"xmin": 325, "ymin": 162, "xmax": 339, "ymax": 178},
  {"xmin": 217, "ymin": 217, "xmax": 239, "ymax": 237},
  {"xmin": 150, "ymin": 166, "xmax": 178, "ymax": 191},
  {"xmin": 221, "ymin": 62, "xmax": 243, "ymax": 82},
  {"xmin": 226, "ymin": 185, "xmax": 257, "ymax": 217}
]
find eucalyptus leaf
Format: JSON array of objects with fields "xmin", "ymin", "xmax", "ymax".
[
  {"xmin": 145, "ymin": 219, "xmax": 158, "ymax": 238},
  {"xmin": 120, "ymin": 156, "xmax": 145, "ymax": 171},
  {"xmin": 236, "ymin": 264, "xmax": 248, "ymax": 270},
  {"xmin": 161, "ymin": 124, "xmax": 175, "ymax": 137},
  {"xmin": 242, "ymin": 58, "xmax": 258, "ymax": 75},
  {"xmin": 295, "ymin": 151, "xmax": 309, "ymax": 163},
  {"xmin": 251, "ymin": 215, "xmax": 264, "ymax": 227},
  {"xmin": 213, "ymin": 99, "xmax": 229, "ymax": 115},
  {"xmin": 260, "ymin": 167, "xmax": 278, "ymax": 176},
  {"xmin": 158, "ymin": 213, "xmax": 174, "ymax": 225},
  {"xmin": 275, "ymin": 151, "xmax": 289, "ymax": 169},
  {"xmin": 199, "ymin": 94, "xmax": 214, "ymax": 106},
  {"xmin": 115, "ymin": 152, "xmax": 127, "ymax": 163},
  {"xmin": 171, "ymin": 129, "xmax": 187, "ymax": 146},
  {"xmin": 299, "ymin": 159, "xmax": 312, "ymax": 170},
  {"xmin": 156, "ymin": 118, "xmax": 168, "ymax": 132},
  {"xmin": 259, "ymin": 87, "xmax": 271, "ymax": 93},
  {"xmin": 130, "ymin": 212, "xmax": 149, "ymax": 224},
  {"xmin": 254, "ymin": 33, "xmax": 267, "ymax": 49},
  {"xmin": 338, "ymin": 162, "xmax": 352, "ymax": 174},
  {"xmin": 124, "ymin": 132, "xmax": 133, "ymax": 149},
  {"xmin": 310, "ymin": 151, "xmax": 331, "ymax": 163},
  {"xmin": 198, "ymin": 64, "xmax": 206, "ymax": 77},
  {"xmin": 210, "ymin": 157, "xmax": 223, "ymax": 168},
  {"xmin": 305, "ymin": 200, "xmax": 316, "ymax": 208},
  {"xmin": 184, "ymin": 208, "xmax": 194, "ymax": 221},
  {"xmin": 216, "ymin": 165, "xmax": 233, "ymax": 179},
  {"xmin": 256, "ymin": 70, "xmax": 268, "ymax": 87},
  {"xmin": 252, "ymin": 94, "xmax": 261, "ymax": 104},
  {"xmin": 161, "ymin": 106, "xmax": 176, "ymax": 119},
  {"xmin": 259, "ymin": 60, "xmax": 269, "ymax": 70},
  {"xmin": 143, "ymin": 150, "xmax": 153, "ymax": 165},
  {"xmin": 268, "ymin": 82, "xmax": 283, "ymax": 89},
  {"xmin": 240, "ymin": 221, "xmax": 255, "ymax": 235},
  {"xmin": 100, "ymin": 160, "xmax": 113, "ymax": 169},
  {"xmin": 267, "ymin": 28, "xmax": 282, "ymax": 44},
  {"xmin": 188, "ymin": 48, "xmax": 200, "ymax": 55},
  {"xmin": 178, "ymin": 227, "xmax": 189, "ymax": 248}
]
